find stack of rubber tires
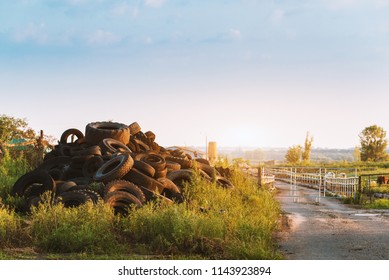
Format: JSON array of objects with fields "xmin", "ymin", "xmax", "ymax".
[{"xmin": 11, "ymin": 121, "xmax": 234, "ymax": 215}]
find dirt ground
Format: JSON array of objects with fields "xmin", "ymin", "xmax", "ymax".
[{"xmin": 275, "ymin": 182, "xmax": 389, "ymax": 260}]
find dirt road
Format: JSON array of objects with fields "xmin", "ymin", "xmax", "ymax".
[{"xmin": 276, "ymin": 181, "xmax": 389, "ymax": 260}]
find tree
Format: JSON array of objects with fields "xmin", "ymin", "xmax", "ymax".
[
  {"xmin": 0, "ymin": 115, "xmax": 53, "ymax": 167},
  {"xmin": 0, "ymin": 114, "xmax": 36, "ymax": 143},
  {"xmin": 359, "ymin": 125, "xmax": 388, "ymax": 162},
  {"xmin": 302, "ymin": 132, "xmax": 313, "ymax": 162},
  {"xmin": 285, "ymin": 145, "xmax": 302, "ymax": 164},
  {"xmin": 353, "ymin": 146, "xmax": 361, "ymax": 162}
]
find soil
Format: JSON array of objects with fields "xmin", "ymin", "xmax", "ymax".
[{"xmin": 275, "ymin": 181, "xmax": 389, "ymax": 260}]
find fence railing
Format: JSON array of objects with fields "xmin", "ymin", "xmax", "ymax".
[{"xmin": 264, "ymin": 167, "xmax": 358, "ymax": 198}]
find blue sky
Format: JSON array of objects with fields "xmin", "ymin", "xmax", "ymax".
[{"xmin": 1, "ymin": 0, "xmax": 389, "ymax": 148}]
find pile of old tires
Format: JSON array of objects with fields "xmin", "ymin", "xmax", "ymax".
[{"xmin": 11, "ymin": 121, "xmax": 234, "ymax": 215}]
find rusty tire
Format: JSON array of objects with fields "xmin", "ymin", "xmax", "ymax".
[
  {"xmin": 134, "ymin": 160, "xmax": 155, "ymax": 177},
  {"xmin": 141, "ymin": 154, "xmax": 166, "ymax": 171},
  {"xmin": 165, "ymin": 160, "xmax": 181, "ymax": 171},
  {"xmin": 100, "ymin": 138, "xmax": 131, "ymax": 154},
  {"xmin": 165, "ymin": 156, "xmax": 192, "ymax": 169},
  {"xmin": 154, "ymin": 168, "xmax": 167, "ymax": 179},
  {"xmin": 129, "ymin": 122, "xmax": 141, "ymax": 135}
]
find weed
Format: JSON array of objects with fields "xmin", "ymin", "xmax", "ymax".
[{"xmin": 30, "ymin": 196, "xmax": 121, "ymax": 254}]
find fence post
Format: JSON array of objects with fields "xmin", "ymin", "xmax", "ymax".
[
  {"xmin": 290, "ymin": 167, "xmax": 293, "ymax": 185},
  {"xmin": 357, "ymin": 175, "xmax": 362, "ymax": 205},
  {"xmin": 258, "ymin": 166, "xmax": 263, "ymax": 187}
]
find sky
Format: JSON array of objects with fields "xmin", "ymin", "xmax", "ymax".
[{"xmin": 1, "ymin": 0, "xmax": 389, "ymax": 149}]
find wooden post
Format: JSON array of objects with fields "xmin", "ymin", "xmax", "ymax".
[
  {"xmin": 38, "ymin": 130, "xmax": 44, "ymax": 159},
  {"xmin": 258, "ymin": 166, "xmax": 263, "ymax": 187}
]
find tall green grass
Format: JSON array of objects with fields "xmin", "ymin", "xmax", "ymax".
[
  {"xmin": 0, "ymin": 153, "xmax": 30, "ymax": 199},
  {"xmin": 119, "ymin": 169, "xmax": 281, "ymax": 259},
  {"xmin": 0, "ymin": 205, "xmax": 29, "ymax": 247},
  {"xmin": 1, "ymin": 153, "xmax": 281, "ymax": 259},
  {"xmin": 30, "ymin": 197, "xmax": 121, "ymax": 254}
]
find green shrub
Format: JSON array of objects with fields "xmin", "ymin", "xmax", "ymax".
[
  {"xmin": 364, "ymin": 198, "xmax": 389, "ymax": 209},
  {"xmin": 30, "ymin": 197, "xmax": 120, "ymax": 254}
]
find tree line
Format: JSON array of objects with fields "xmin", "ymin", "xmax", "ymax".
[{"xmin": 285, "ymin": 125, "xmax": 388, "ymax": 164}]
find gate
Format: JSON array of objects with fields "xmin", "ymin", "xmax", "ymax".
[{"xmin": 264, "ymin": 167, "xmax": 359, "ymax": 201}]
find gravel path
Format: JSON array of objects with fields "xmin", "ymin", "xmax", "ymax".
[{"xmin": 276, "ymin": 181, "xmax": 389, "ymax": 260}]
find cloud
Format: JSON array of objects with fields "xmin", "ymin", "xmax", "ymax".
[
  {"xmin": 88, "ymin": 29, "xmax": 120, "ymax": 45},
  {"xmin": 324, "ymin": 0, "xmax": 362, "ymax": 10},
  {"xmin": 144, "ymin": 0, "xmax": 165, "ymax": 8},
  {"xmin": 131, "ymin": 7, "xmax": 140, "ymax": 18},
  {"xmin": 13, "ymin": 22, "xmax": 48, "ymax": 44},
  {"xmin": 111, "ymin": 2, "xmax": 129, "ymax": 16},
  {"xmin": 68, "ymin": 0, "xmax": 89, "ymax": 5},
  {"xmin": 271, "ymin": 9, "xmax": 284, "ymax": 23},
  {"xmin": 375, "ymin": 0, "xmax": 389, "ymax": 7},
  {"xmin": 229, "ymin": 28, "xmax": 241, "ymax": 40}
]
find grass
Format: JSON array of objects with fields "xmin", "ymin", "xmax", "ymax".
[
  {"xmin": 0, "ymin": 155, "xmax": 282, "ymax": 259},
  {"xmin": 119, "ymin": 168, "xmax": 281, "ymax": 259},
  {"xmin": 363, "ymin": 198, "xmax": 389, "ymax": 209},
  {"xmin": 30, "ymin": 196, "xmax": 121, "ymax": 254}
]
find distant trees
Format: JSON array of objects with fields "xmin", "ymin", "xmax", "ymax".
[
  {"xmin": 353, "ymin": 146, "xmax": 361, "ymax": 162},
  {"xmin": 302, "ymin": 132, "xmax": 313, "ymax": 162},
  {"xmin": 359, "ymin": 125, "xmax": 388, "ymax": 162},
  {"xmin": 285, "ymin": 145, "xmax": 302, "ymax": 164},
  {"xmin": 285, "ymin": 132, "xmax": 313, "ymax": 164}
]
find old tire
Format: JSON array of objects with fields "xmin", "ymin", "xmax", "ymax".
[
  {"xmin": 85, "ymin": 121, "xmax": 130, "ymax": 146},
  {"xmin": 60, "ymin": 128, "xmax": 85, "ymax": 145},
  {"xmin": 166, "ymin": 169, "xmax": 195, "ymax": 190},
  {"xmin": 129, "ymin": 122, "xmax": 141, "ymax": 135},
  {"xmin": 82, "ymin": 156, "xmax": 104, "ymax": 178},
  {"xmin": 104, "ymin": 191, "xmax": 142, "ymax": 215},
  {"xmin": 216, "ymin": 176, "xmax": 234, "ymax": 189},
  {"xmin": 93, "ymin": 153, "xmax": 134, "ymax": 183},
  {"xmin": 124, "ymin": 168, "xmax": 165, "ymax": 194},
  {"xmin": 157, "ymin": 178, "xmax": 183, "ymax": 203},
  {"xmin": 56, "ymin": 190, "xmax": 92, "ymax": 207},
  {"xmin": 100, "ymin": 138, "xmax": 131, "ymax": 154},
  {"xmin": 11, "ymin": 170, "xmax": 56, "ymax": 197},
  {"xmin": 141, "ymin": 154, "xmax": 166, "ymax": 171},
  {"xmin": 165, "ymin": 156, "xmax": 193, "ymax": 169},
  {"xmin": 133, "ymin": 160, "xmax": 155, "ymax": 177},
  {"xmin": 105, "ymin": 179, "xmax": 146, "ymax": 204}
]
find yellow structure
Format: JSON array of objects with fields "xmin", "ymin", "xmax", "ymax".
[{"xmin": 207, "ymin": 141, "xmax": 217, "ymax": 162}]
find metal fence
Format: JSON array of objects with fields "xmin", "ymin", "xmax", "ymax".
[{"xmin": 264, "ymin": 167, "xmax": 359, "ymax": 198}]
